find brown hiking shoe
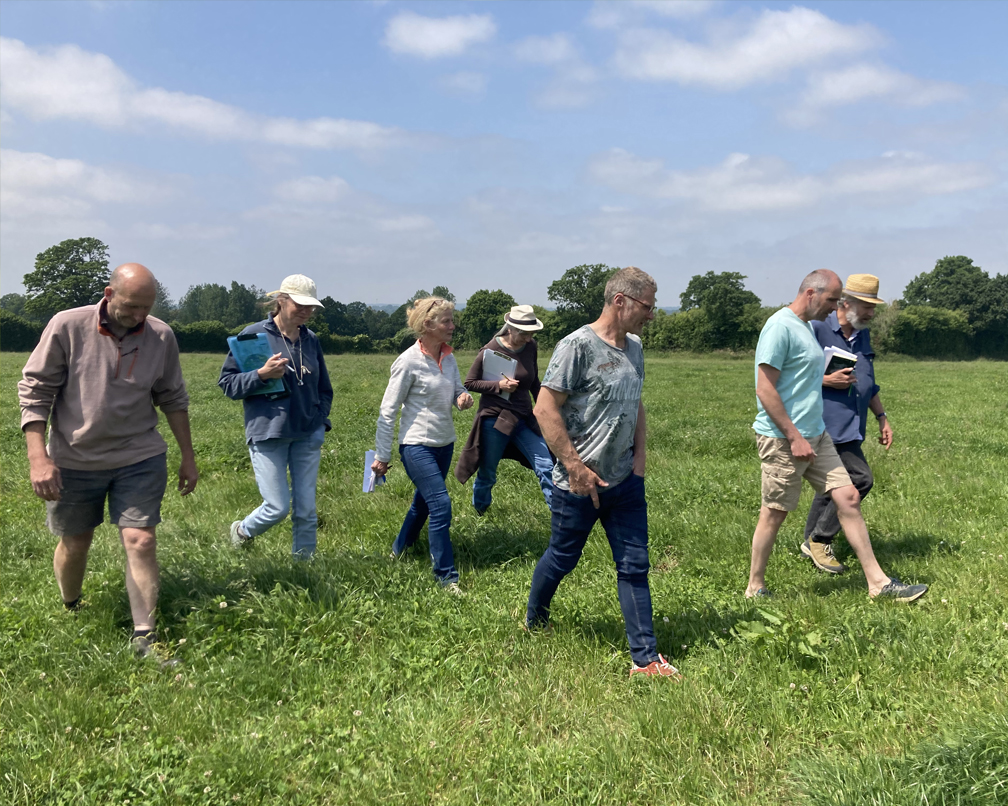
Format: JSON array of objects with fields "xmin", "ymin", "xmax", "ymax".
[{"xmin": 802, "ymin": 538, "xmax": 846, "ymax": 574}]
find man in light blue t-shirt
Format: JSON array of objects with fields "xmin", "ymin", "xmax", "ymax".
[{"xmin": 746, "ymin": 269, "xmax": 927, "ymax": 603}]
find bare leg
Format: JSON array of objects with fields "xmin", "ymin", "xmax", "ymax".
[
  {"xmin": 747, "ymin": 507, "xmax": 789, "ymax": 596},
  {"xmin": 830, "ymin": 485, "xmax": 889, "ymax": 594},
  {"xmin": 54, "ymin": 531, "xmax": 94, "ymax": 603},
  {"xmin": 119, "ymin": 527, "xmax": 159, "ymax": 631}
]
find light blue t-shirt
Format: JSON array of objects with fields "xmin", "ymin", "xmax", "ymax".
[{"xmin": 753, "ymin": 307, "xmax": 825, "ymax": 439}]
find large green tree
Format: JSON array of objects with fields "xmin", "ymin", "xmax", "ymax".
[
  {"xmin": 459, "ymin": 289, "xmax": 516, "ymax": 349},
  {"xmin": 22, "ymin": 237, "xmax": 110, "ymax": 321},
  {"xmin": 0, "ymin": 293, "xmax": 28, "ymax": 318},
  {"xmin": 547, "ymin": 263, "xmax": 617, "ymax": 337},
  {"xmin": 679, "ymin": 271, "xmax": 762, "ymax": 350},
  {"xmin": 177, "ymin": 283, "xmax": 230, "ymax": 325},
  {"xmin": 903, "ymin": 255, "xmax": 1008, "ymax": 357}
]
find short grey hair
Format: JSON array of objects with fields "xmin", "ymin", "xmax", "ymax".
[
  {"xmin": 605, "ymin": 266, "xmax": 657, "ymax": 306},
  {"xmin": 798, "ymin": 269, "xmax": 838, "ymax": 294}
]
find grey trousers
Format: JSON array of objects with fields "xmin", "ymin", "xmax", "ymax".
[{"xmin": 804, "ymin": 440, "xmax": 874, "ymax": 544}]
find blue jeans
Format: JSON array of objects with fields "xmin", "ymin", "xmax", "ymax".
[
  {"xmin": 395, "ymin": 444, "xmax": 458, "ymax": 584},
  {"xmin": 242, "ymin": 426, "xmax": 325, "ymax": 558},
  {"xmin": 526, "ymin": 473, "xmax": 658, "ymax": 667},
  {"xmin": 473, "ymin": 417, "xmax": 554, "ymax": 512}
]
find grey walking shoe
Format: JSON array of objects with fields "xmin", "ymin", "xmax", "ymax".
[{"xmin": 872, "ymin": 577, "xmax": 928, "ymax": 603}]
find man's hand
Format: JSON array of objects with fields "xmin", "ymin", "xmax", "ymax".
[
  {"xmin": 257, "ymin": 353, "xmax": 289, "ymax": 380},
  {"xmin": 499, "ymin": 376, "xmax": 519, "ymax": 393},
  {"xmin": 457, "ymin": 393, "xmax": 474, "ymax": 410},
  {"xmin": 878, "ymin": 417, "xmax": 893, "ymax": 450},
  {"xmin": 29, "ymin": 455, "xmax": 63, "ymax": 501},
  {"xmin": 567, "ymin": 461, "xmax": 608, "ymax": 509},
  {"xmin": 371, "ymin": 458, "xmax": 390, "ymax": 478},
  {"xmin": 789, "ymin": 435, "xmax": 816, "ymax": 461},
  {"xmin": 177, "ymin": 455, "xmax": 199, "ymax": 496},
  {"xmin": 823, "ymin": 368, "xmax": 855, "ymax": 389}
]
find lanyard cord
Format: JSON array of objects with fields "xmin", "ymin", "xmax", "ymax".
[{"xmin": 281, "ymin": 331, "xmax": 305, "ymax": 386}]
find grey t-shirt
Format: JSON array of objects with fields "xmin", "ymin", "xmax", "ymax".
[{"xmin": 542, "ymin": 325, "xmax": 644, "ymax": 490}]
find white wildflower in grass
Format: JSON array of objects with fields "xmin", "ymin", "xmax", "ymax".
[
  {"xmin": 204, "ymin": 771, "xmax": 212, "ymax": 777},
  {"xmin": 174, "ymin": 673, "xmax": 183, "ymax": 682},
  {"xmin": 353, "ymin": 710, "xmax": 362, "ymax": 716},
  {"xmin": 178, "ymin": 638, "xmax": 186, "ymax": 645},
  {"xmin": 219, "ymin": 601, "xmax": 228, "ymax": 609},
  {"xmin": 250, "ymin": 732, "xmax": 259, "ymax": 739},
  {"xmin": 681, "ymin": 644, "xmax": 687, "ymax": 650},
  {"xmin": 790, "ymin": 683, "xmax": 796, "ymax": 690},
  {"xmin": 247, "ymin": 608, "xmax": 253, "ymax": 614},
  {"xmin": 663, "ymin": 616, "xmax": 669, "ymax": 623},
  {"xmin": 65, "ymin": 726, "xmax": 71, "ymax": 733},
  {"xmin": 204, "ymin": 786, "xmax": 211, "ymax": 794},
  {"xmin": 942, "ymin": 599, "xmax": 948, "ymax": 604},
  {"xmin": 277, "ymin": 700, "xmax": 283, "ymax": 706},
  {"xmin": 158, "ymin": 774, "xmax": 165, "ymax": 783},
  {"xmin": 39, "ymin": 672, "xmax": 46, "ymax": 680}
]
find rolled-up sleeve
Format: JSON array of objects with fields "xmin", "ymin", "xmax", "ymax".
[
  {"xmin": 151, "ymin": 330, "xmax": 190, "ymax": 412},
  {"xmin": 18, "ymin": 320, "xmax": 68, "ymax": 430}
]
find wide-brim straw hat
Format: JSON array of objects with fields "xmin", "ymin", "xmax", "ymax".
[
  {"xmin": 504, "ymin": 304, "xmax": 543, "ymax": 332},
  {"xmin": 843, "ymin": 274, "xmax": 885, "ymax": 305},
  {"xmin": 270, "ymin": 274, "xmax": 324, "ymax": 308}
]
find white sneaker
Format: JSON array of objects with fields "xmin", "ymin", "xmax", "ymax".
[{"xmin": 230, "ymin": 520, "xmax": 252, "ymax": 549}]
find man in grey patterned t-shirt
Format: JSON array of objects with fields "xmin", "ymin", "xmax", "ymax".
[{"xmin": 526, "ymin": 266, "xmax": 681, "ymax": 680}]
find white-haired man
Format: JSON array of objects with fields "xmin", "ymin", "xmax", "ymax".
[{"xmin": 802, "ymin": 274, "xmax": 892, "ymax": 573}]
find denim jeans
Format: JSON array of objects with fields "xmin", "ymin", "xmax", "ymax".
[
  {"xmin": 395, "ymin": 443, "xmax": 458, "ymax": 584},
  {"xmin": 242, "ymin": 425, "xmax": 325, "ymax": 558},
  {"xmin": 804, "ymin": 440, "xmax": 874, "ymax": 543},
  {"xmin": 526, "ymin": 473, "xmax": 658, "ymax": 667},
  {"xmin": 473, "ymin": 416, "xmax": 554, "ymax": 512}
]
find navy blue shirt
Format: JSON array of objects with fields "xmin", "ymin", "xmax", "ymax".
[
  {"xmin": 811, "ymin": 312, "xmax": 880, "ymax": 445},
  {"xmin": 218, "ymin": 318, "xmax": 333, "ymax": 444}
]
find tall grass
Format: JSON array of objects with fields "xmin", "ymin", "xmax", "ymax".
[{"xmin": 1, "ymin": 352, "xmax": 1006, "ymax": 805}]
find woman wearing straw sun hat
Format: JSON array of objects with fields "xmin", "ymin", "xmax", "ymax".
[
  {"xmin": 219, "ymin": 274, "xmax": 332, "ymax": 559},
  {"xmin": 455, "ymin": 305, "xmax": 554, "ymax": 515}
]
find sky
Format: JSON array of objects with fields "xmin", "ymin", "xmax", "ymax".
[{"xmin": 1, "ymin": 0, "xmax": 1006, "ymax": 308}]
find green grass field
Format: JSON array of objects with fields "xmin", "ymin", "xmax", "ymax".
[{"xmin": 2, "ymin": 351, "xmax": 1006, "ymax": 805}]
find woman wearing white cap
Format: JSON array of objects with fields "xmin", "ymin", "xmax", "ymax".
[
  {"xmin": 372, "ymin": 296, "xmax": 473, "ymax": 592},
  {"xmin": 455, "ymin": 305, "xmax": 554, "ymax": 515},
  {"xmin": 219, "ymin": 274, "xmax": 332, "ymax": 559}
]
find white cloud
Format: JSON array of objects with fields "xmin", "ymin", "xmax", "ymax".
[
  {"xmin": 439, "ymin": 71, "xmax": 488, "ymax": 97},
  {"xmin": 786, "ymin": 63, "xmax": 966, "ymax": 125},
  {"xmin": 0, "ymin": 149, "xmax": 151, "ymax": 222},
  {"xmin": 274, "ymin": 176, "xmax": 351, "ymax": 204},
  {"xmin": 514, "ymin": 34, "xmax": 597, "ymax": 109},
  {"xmin": 382, "ymin": 11, "xmax": 496, "ymax": 59},
  {"xmin": 588, "ymin": 148, "xmax": 992, "ymax": 211},
  {"xmin": 613, "ymin": 7, "xmax": 880, "ymax": 88},
  {"xmin": 0, "ymin": 37, "xmax": 401, "ymax": 149},
  {"xmin": 588, "ymin": 0, "xmax": 718, "ymax": 29},
  {"xmin": 514, "ymin": 34, "xmax": 578, "ymax": 66}
]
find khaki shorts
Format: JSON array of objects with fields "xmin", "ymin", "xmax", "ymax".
[{"xmin": 756, "ymin": 432, "xmax": 852, "ymax": 512}]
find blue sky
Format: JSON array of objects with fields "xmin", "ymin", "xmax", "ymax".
[{"xmin": 2, "ymin": 0, "xmax": 1005, "ymax": 308}]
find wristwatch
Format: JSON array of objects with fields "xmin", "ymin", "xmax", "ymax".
[{"xmin": 875, "ymin": 411, "xmax": 886, "ymax": 420}]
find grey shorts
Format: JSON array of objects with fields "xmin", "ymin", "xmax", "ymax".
[{"xmin": 46, "ymin": 453, "xmax": 169, "ymax": 537}]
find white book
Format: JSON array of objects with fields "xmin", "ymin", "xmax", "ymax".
[
  {"xmin": 362, "ymin": 450, "xmax": 386, "ymax": 493},
  {"xmin": 481, "ymin": 349, "xmax": 518, "ymax": 401},
  {"xmin": 823, "ymin": 345, "xmax": 858, "ymax": 375}
]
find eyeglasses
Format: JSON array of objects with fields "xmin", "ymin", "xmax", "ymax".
[{"xmin": 619, "ymin": 293, "xmax": 657, "ymax": 314}]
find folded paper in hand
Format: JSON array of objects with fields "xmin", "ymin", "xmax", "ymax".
[{"xmin": 363, "ymin": 450, "xmax": 386, "ymax": 493}]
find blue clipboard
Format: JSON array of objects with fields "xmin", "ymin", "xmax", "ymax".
[{"xmin": 227, "ymin": 333, "xmax": 289, "ymax": 399}]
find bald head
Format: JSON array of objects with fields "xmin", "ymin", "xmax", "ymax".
[
  {"xmin": 105, "ymin": 263, "xmax": 158, "ymax": 330},
  {"xmin": 109, "ymin": 263, "xmax": 158, "ymax": 295},
  {"xmin": 791, "ymin": 269, "xmax": 843, "ymax": 322}
]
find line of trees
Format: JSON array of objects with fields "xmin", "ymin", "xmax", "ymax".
[{"xmin": 2, "ymin": 238, "xmax": 1005, "ymax": 359}]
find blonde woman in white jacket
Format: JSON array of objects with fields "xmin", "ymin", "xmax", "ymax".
[{"xmin": 372, "ymin": 297, "xmax": 473, "ymax": 591}]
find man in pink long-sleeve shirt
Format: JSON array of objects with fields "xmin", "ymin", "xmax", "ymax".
[{"xmin": 18, "ymin": 263, "xmax": 199, "ymax": 662}]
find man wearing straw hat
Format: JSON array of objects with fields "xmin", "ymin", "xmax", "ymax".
[{"xmin": 802, "ymin": 273, "xmax": 893, "ymax": 574}]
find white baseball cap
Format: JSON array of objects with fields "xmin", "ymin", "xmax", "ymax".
[{"xmin": 271, "ymin": 274, "xmax": 324, "ymax": 308}]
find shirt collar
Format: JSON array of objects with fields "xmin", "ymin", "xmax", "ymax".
[
  {"xmin": 97, "ymin": 297, "xmax": 145, "ymax": 338},
  {"xmin": 417, "ymin": 339, "xmax": 452, "ymax": 370}
]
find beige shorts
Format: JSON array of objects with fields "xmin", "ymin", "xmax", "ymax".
[{"xmin": 756, "ymin": 432, "xmax": 852, "ymax": 512}]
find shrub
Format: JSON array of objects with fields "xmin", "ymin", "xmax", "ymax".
[
  {"xmin": 0, "ymin": 310, "xmax": 44, "ymax": 351},
  {"xmin": 888, "ymin": 306, "xmax": 973, "ymax": 359},
  {"xmin": 172, "ymin": 320, "xmax": 231, "ymax": 353}
]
